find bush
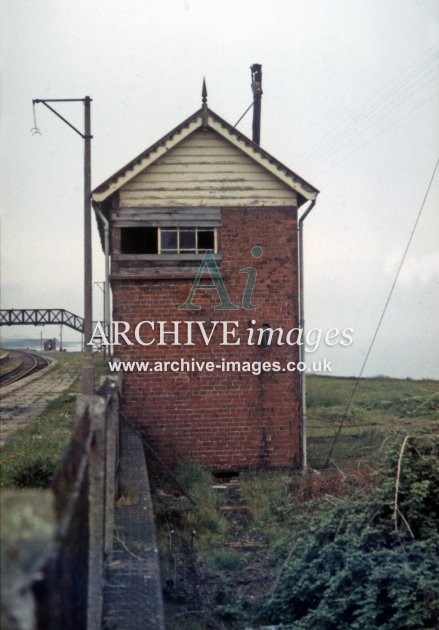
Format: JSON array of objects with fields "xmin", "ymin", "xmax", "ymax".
[
  {"xmin": 7, "ymin": 456, "xmax": 57, "ymax": 487},
  {"xmin": 262, "ymin": 437, "xmax": 439, "ymax": 629}
]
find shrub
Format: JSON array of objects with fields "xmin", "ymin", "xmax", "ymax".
[
  {"xmin": 262, "ymin": 437, "xmax": 439, "ymax": 628},
  {"xmin": 6, "ymin": 455, "xmax": 58, "ymax": 487}
]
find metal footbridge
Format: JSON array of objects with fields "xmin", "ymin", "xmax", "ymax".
[{"xmin": 0, "ymin": 309, "xmax": 85, "ymax": 333}]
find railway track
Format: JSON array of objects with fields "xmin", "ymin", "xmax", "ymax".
[{"xmin": 0, "ymin": 350, "xmax": 52, "ymax": 388}]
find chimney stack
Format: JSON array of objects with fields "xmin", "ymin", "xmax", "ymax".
[{"xmin": 251, "ymin": 64, "xmax": 262, "ymax": 145}]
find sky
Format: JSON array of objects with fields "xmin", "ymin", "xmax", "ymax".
[{"xmin": 1, "ymin": 0, "xmax": 438, "ymax": 379}]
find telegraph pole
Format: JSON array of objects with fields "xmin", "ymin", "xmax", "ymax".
[
  {"xmin": 32, "ymin": 97, "xmax": 95, "ymax": 394},
  {"xmin": 83, "ymin": 97, "xmax": 94, "ymax": 392}
]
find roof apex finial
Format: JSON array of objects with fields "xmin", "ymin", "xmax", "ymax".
[{"xmin": 201, "ymin": 78, "xmax": 208, "ymax": 128}]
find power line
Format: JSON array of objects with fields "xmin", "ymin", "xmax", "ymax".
[
  {"xmin": 303, "ymin": 77, "xmax": 438, "ymax": 170},
  {"xmin": 314, "ymin": 89, "xmax": 439, "ymax": 178},
  {"xmin": 323, "ymin": 154, "xmax": 439, "ymax": 468},
  {"xmin": 302, "ymin": 57, "xmax": 439, "ymax": 166},
  {"xmin": 300, "ymin": 44, "xmax": 439, "ymax": 164}
]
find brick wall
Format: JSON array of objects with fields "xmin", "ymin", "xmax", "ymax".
[{"xmin": 112, "ymin": 206, "xmax": 301, "ymax": 470}]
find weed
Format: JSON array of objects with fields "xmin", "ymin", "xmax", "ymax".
[
  {"xmin": 0, "ymin": 353, "xmax": 82, "ymax": 488},
  {"xmin": 204, "ymin": 548, "xmax": 245, "ymax": 571},
  {"xmin": 214, "ymin": 601, "xmax": 247, "ymax": 623},
  {"xmin": 174, "ymin": 463, "xmax": 227, "ymax": 543},
  {"xmin": 261, "ymin": 437, "xmax": 439, "ymax": 629}
]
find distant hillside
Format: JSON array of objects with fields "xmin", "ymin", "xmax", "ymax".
[{"xmin": 0, "ymin": 338, "xmax": 81, "ymax": 350}]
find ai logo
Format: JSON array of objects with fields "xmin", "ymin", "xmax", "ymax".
[{"xmin": 179, "ymin": 246, "xmax": 263, "ymax": 311}]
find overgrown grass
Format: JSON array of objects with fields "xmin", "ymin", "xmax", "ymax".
[
  {"xmin": 0, "ymin": 353, "xmax": 83, "ymax": 488},
  {"xmin": 307, "ymin": 375, "xmax": 439, "ymax": 426},
  {"xmin": 151, "ymin": 376, "xmax": 439, "ymax": 628},
  {"xmin": 239, "ymin": 471, "xmax": 291, "ymax": 545},
  {"xmin": 0, "ymin": 392, "xmax": 78, "ymax": 488},
  {"xmin": 260, "ymin": 436, "xmax": 439, "ymax": 628},
  {"xmin": 204, "ymin": 547, "xmax": 246, "ymax": 571},
  {"xmin": 151, "ymin": 462, "xmax": 228, "ymax": 553},
  {"xmin": 306, "ymin": 375, "xmax": 439, "ymax": 468},
  {"xmin": 240, "ymin": 376, "xmax": 439, "ymax": 559},
  {"xmin": 0, "ymin": 350, "xmax": 22, "ymax": 377},
  {"xmin": 150, "ymin": 461, "xmax": 232, "ymax": 629},
  {"xmin": 175, "ymin": 463, "xmax": 228, "ymax": 544}
]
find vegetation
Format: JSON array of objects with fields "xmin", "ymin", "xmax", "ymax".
[
  {"xmin": 0, "ymin": 350, "xmax": 22, "ymax": 377},
  {"xmin": 0, "ymin": 353, "xmax": 82, "ymax": 488},
  {"xmin": 3, "ymin": 362, "xmax": 438, "ymax": 627},
  {"xmin": 151, "ymin": 375, "xmax": 439, "ymax": 629},
  {"xmin": 261, "ymin": 437, "xmax": 439, "ymax": 629},
  {"xmin": 306, "ymin": 374, "xmax": 439, "ymax": 468}
]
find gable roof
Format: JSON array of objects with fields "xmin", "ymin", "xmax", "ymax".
[{"xmin": 91, "ymin": 107, "xmax": 319, "ymax": 206}]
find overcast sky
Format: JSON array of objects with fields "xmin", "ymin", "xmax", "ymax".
[{"xmin": 1, "ymin": 0, "xmax": 438, "ymax": 378}]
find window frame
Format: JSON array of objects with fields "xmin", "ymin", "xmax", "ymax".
[{"xmin": 158, "ymin": 227, "xmax": 217, "ymax": 255}]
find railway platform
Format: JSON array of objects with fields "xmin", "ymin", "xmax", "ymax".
[{"xmin": 0, "ymin": 356, "xmax": 77, "ymax": 446}]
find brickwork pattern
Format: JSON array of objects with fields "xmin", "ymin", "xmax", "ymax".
[{"xmin": 112, "ymin": 207, "xmax": 301, "ymax": 470}]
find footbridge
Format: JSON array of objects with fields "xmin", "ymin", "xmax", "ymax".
[{"xmin": 0, "ymin": 309, "xmax": 85, "ymax": 333}]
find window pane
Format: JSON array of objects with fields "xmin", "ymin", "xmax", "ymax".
[
  {"xmin": 198, "ymin": 230, "xmax": 215, "ymax": 252},
  {"xmin": 161, "ymin": 230, "xmax": 177, "ymax": 250},
  {"xmin": 180, "ymin": 230, "xmax": 196, "ymax": 250}
]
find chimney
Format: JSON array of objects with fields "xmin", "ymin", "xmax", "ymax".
[{"xmin": 251, "ymin": 64, "xmax": 262, "ymax": 145}]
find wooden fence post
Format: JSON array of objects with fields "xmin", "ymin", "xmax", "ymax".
[
  {"xmin": 104, "ymin": 379, "xmax": 119, "ymax": 557},
  {"xmin": 86, "ymin": 395, "xmax": 106, "ymax": 630}
]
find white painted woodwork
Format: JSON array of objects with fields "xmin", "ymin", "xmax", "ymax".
[{"xmin": 119, "ymin": 129, "xmax": 297, "ymax": 207}]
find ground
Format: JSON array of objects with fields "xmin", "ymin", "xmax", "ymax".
[
  {"xmin": 1, "ymin": 364, "xmax": 438, "ymax": 628},
  {"xmin": 149, "ymin": 375, "xmax": 439, "ymax": 629}
]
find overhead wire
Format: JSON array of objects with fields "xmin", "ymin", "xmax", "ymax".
[
  {"xmin": 301, "ymin": 45, "xmax": 438, "ymax": 159},
  {"xmin": 301, "ymin": 64, "xmax": 439, "ymax": 170},
  {"xmin": 302, "ymin": 61, "xmax": 439, "ymax": 165},
  {"xmin": 303, "ymin": 76, "xmax": 438, "ymax": 171},
  {"xmin": 315, "ymin": 88, "xmax": 439, "ymax": 178},
  {"xmin": 323, "ymin": 154, "xmax": 439, "ymax": 468},
  {"xmin": 302, "ymin": 72, "xmax": 439, "ymax": 169},
  {"xmin": 300, "ymin": 44, "xmax": 439, "ymax": 165}
]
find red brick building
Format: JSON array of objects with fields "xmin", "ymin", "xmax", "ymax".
[{"xmin": 92, "ymin": 99, "xmax": 318, "ymax": 471}]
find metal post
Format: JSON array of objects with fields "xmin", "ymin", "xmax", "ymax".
[
  {"xmin": 83, "ymin": 96, "xmax": 95, "ymax": 393},
  {"xmin": 95, "ymin": 207, "xmax": 111, "ymax": 357},
  {"xmin": 32, "ymin": 96, "xmax": 95, "ymax": 392},
  {"xmin": 94, "ymin": 280, "xmax": 107, "ymax": 359},
  {"xmin": 298, "ymin": 200, "xmax": 316, "ymax": 471},
  {"xmin": 104, "ymin": 222, "xmax": 111, "ymax": 355}
]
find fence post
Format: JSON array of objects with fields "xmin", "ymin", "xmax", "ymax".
[
  {"xmin": 104, "ymin": 379, "xmax": 119, "ymax": 557},
  {"xmin": 86, "ymin": 395, "xmax": 106, "ymax": 630}
]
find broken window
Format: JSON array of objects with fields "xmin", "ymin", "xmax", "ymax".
[
  {"xmin": 120, "ymin": 227, "xmax": 217, "ymax": 255},
  {"xmin": 121, "ymin": 227, "xmax": 158, "ymax": 254}
]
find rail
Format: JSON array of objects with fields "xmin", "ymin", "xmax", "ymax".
[{"xmin": 0, "ymin": 350, "xmax": 52, "ymax": 388}]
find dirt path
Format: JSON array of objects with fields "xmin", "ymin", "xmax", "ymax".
[{"xmin": 0, "ymin": 361, "xmax": 78, "ymax": 446}]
